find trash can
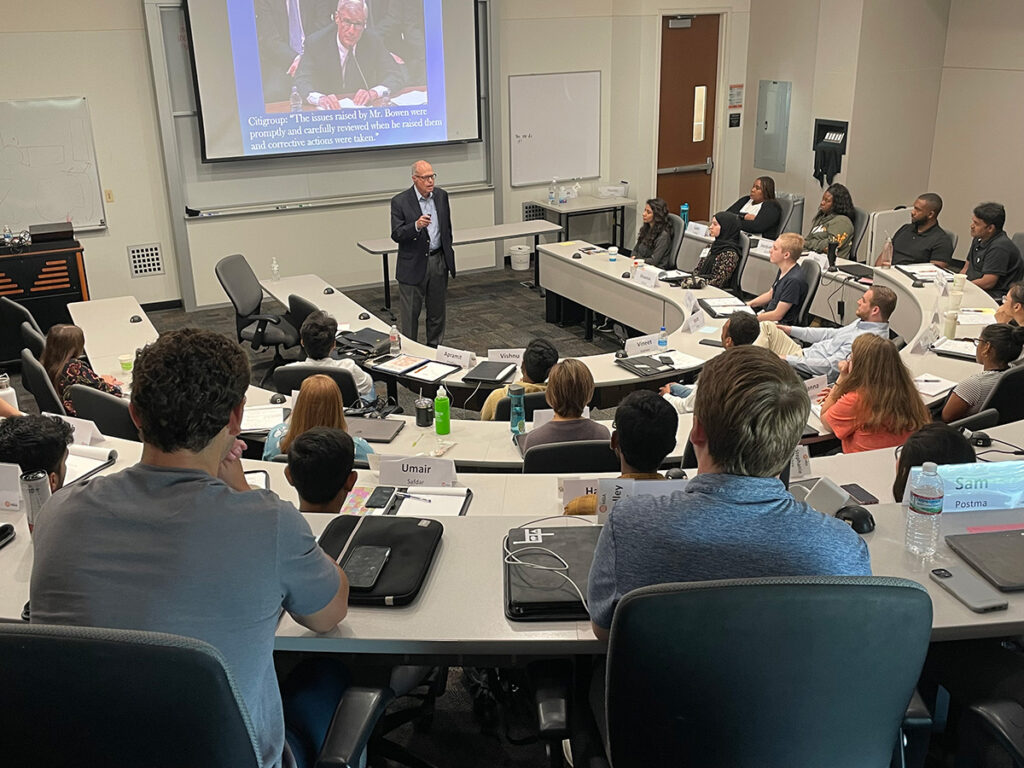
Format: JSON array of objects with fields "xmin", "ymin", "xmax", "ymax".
[{"xmin": 509, "ymin": 245, "xmax": 532, "ymax": 271}]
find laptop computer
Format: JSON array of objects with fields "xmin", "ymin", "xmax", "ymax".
[
  {"xmin": 346, "ymin": 417, "xmax": 406, "ymax": 444},
  {"xmin": 462, "ymin": 361, "xmax": 518, "ymax": 385},
  {"xmin": 945, "ymin": 530, "xmax": 1024, "ymax": 591},
  {"xmin": 504, "ymin": 525, "xmax": 602, "ymax": 621},
  {"xmin": 838, "ymin": 263, "xmax": 873, "ymax": 280}
]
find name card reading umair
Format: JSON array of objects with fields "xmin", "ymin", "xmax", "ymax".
[{"xmin": 379, "ymin": 457, "xmax": 457, "ymax": 488}]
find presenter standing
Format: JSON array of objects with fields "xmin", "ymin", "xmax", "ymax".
[{"xmin": 390, "ymin": 160, "xmax": 455, "ymax": 346}]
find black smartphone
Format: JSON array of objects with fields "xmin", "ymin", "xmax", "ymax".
[
  {"xmin": 365, "ymin": 485, "xmax": 397, "ymax": 509},
  {"xmin": 699, "ymin": 338, "xmax": 724, "ymax": 348},
  {"xmin": 0, "ymin": 523, "xmax": 15, "ymax": 551},
  {"xmin": 343, "ymin": 545, "xmax": 392, "ymax": 590},
  {"xmin": 841, "ymin": 483, "xmax": 880, "ymax": 506}
]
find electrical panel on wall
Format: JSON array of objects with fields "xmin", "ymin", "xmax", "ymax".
[{"xmin": 754, "ymin": 80, "xmax": 792, "ymax": 172}]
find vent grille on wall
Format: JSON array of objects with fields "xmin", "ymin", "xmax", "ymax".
[
  {"xmin": 522, "ymin": 203, "xmax": 546, "ymax": 222},
  {"xmin": 128, "ymin": 243, "xmax": 164, "ymax": 278}
]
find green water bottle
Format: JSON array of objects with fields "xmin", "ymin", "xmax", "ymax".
[{"xmin": 434, "ymin": 385, "xmax": 451, "ymax": 435}]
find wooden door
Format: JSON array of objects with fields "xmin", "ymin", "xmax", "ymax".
[{"xmin": 656, "ymin": 15, "xmax": 720, "ymax": 222}]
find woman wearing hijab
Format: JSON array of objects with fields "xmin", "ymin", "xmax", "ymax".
[{"xmin": 693, "ymin": 211, "xmax": 743, "ymax": 288}]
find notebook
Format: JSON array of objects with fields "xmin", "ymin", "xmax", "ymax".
[
  {"xmin": 838, "ymin": 263, "xmax": 873, "ymax": 280},
  {"xmin": 391, "ymin": 486, "xmax": 472, "ymax": 517},
  {"xmin": 346, "ymin": 417, "xmax": 406, "ymax": 443},
  {"xmin": 504, "ymin": 524, "xmax": 602, "ymax": 621},
  {"xmin": 945, "ymin": 531, "xmax": 1024, "ymax": 591},
  {"xmin": 462, "ymin": 361, "xmax": 517, "ymax": 384},
  {"xmin": 930, "ymin": 338, "xmax": 978, "ymax": 362}
]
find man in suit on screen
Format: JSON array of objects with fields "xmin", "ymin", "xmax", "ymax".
[{"xmin": 390, "ymin": 160, "xmax": 455, "ymax": 346}]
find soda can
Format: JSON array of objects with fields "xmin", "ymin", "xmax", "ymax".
[{"xmin": 20, "ymin": 469, "xmax": 50, "ymax": 533}]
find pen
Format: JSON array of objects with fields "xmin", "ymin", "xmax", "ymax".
[
  {"xmin": 916, "ymin": 378, "xmax": 939, "ymax": 383},
  {"xmin": 960, "ymin": 309, "xmax": 983, "ymax": 313},
  {"xmin": 395, "ymin": 492, "xmax": 431, "ymax": 503}
]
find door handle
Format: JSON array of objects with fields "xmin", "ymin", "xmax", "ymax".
[{"xmin": 657, "ymin": 162, "xmax": 712, "ymax": 175}]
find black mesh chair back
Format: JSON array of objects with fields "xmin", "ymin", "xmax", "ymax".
[
  {"xmin": 949, "ymin": 408, "xmax": 1000, "ymax": 433},
  {"xmin": 946, "ymin": 228, "xmax": 958, "ymax": 257},
  {"xmin": 1012, "ymin": 232, "xmax": 1024, "ymax": 259},
  {"xmin": 797, "ymin": 257, "xmax": 822, "ymax": 325},
  {"xmin": 0, "ymin": 623, "xmax": 262, "ymax": 768},
  {"xmin": 605, "ymin": 576, "xmax": 932, "ymax": 768},
  {"xmin": 214, "ymin": 254, "xmax": 299, "ymax": 354},
  {"xmin": 288, "ymin": 293, "xmax": 320, "ymax": 337},
  {"xmin": 68, "ymin": 384, "xmax": 138, "ymax": 441},
  {"xmin": 850, "ymin": 206, "xmax": 870, "ymax": 262},
  {"xmin": 493, "ymin": 391, "xmax": 549, "ymax": 422},
  {"xmin": 667, "ymin": 213, "xmax": 684, "ymax": 267},
  {"xmin": 522, "ymin": 439, "xmax": 618, "ymax": 474},
  {"xmin": 20, "ymin": 320, "xmax": 45, "ymax": 359},
  {"xmin": 273, "ymin": 364, "xmax": 360, "ymax": 406},
  {"xmin": 979, "ymin": 366, "xmax": 1024, "ymax": 425},
  {"xmin": 776, "ymin": 195, "xmax": 795, "ymax": 235},
  {"xmin": 20, "ymin": 348, "xmax": 65, "ymax": 415},
  {"xmin": 726, "ymin": 232, "xmax": 752, "ymax": 294},
  {"xmin": 1, "ymin": 295, "xmax": 43, "ymax": 335}
]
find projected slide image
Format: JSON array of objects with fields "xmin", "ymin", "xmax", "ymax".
[{"xmin": 233, "ymin": 0, "xmax": 444, "ymax": 156}]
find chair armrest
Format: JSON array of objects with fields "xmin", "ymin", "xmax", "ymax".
[
  {"xmin": 250, "ymin": 314, "xmax": 282, "ymax": 324},
  {"xmin": 902, "ymin": 688, "xmax": 932, "ymax": 730},
  {"xmin": 249, "ymin": 314, "xmax": 282, "ymax": 348},
  {"xmin": 315, "ymin": 685, "xmax": 394, "ymax": 768},
  {"xmin": 966, "ymin": 701, "xmax": 1024, "ymax": 763},
  {"xmin": 529, "ymin": 660, "xmax": 570, "ymax": 739}
]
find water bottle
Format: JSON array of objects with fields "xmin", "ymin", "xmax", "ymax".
[
  {"xmin": 388, "ymin": 325, "xmax": 401, "ymax": 354},
  {"xmin": 630, "ymin": 260, "xmax": 639, "ymax": 278},
  {"xmin": 905, "ymin": 461, "xmax": 943, "ymax": 556},
  {"xmin": 270, "ymin": 256, "xmax": 280, "ymax": 281},
  {"xmin": 657, "ymin": 326, "xmax": 668, "ymax": 350},
  {"xmin": 0, "ymin": 371, "xmax": 18, "ymax": 413},
  {"xmin": 289, "ymin": 85, "xmax": 302, "ymax": 113},
  {"xmin": 607, "ymin": 246, "xmax": 618, "ymax": 263},
  {"xmin": 434, "ymin": 386, "xmax": 450, "ymax": 435},
  {"xmin": 680, "ymin": 203, "xmax": 690, "ymax": 231},
  {"xmin": 558, "ymin": 186, "xmax": 568, "ymax": 205},
  {"xmin": 548, "ymin": 179, "xmax": 557, "ymax": 205},
  {"xmin": 508, "ymin": 384, "xmax": 526, "ymax": 436},
  {"xmin": 2, "ymin": 226, "xmax": 11, "ymax": 247}
]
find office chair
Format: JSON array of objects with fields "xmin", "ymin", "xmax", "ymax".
[
  {"xmin": 776, "ymin": 195, "xmax": 795, "ymax": 236},
  {"xmin": 1012, "ymin": 232, "xmax": 1024, "ymax": 259},
  {"xmin": 595, "ymin": 576, "xmax": 932, "ymax": 768},
  {"xmin": 978, "ymin": 366, "xmax": 1024, "ymax": 425},
  {"xmin": 1, "ymin": 295, "xmax": 43, "ymax": 337},
  {"xmin": 522, "ymin": 439, "xmax": 618, "ymax": 474},
  {"xmin": 667, "ymin": 213, "xmax": 685, "ymax": 267},
  {"xmin": 949, "ymin": 408, "xmax": 1001, "ymax": 434},
  {"xmin": 851, "ymin": 206, "xmax": 870, "ymax": 262},
  {"xmin": 947, "ymin": 229, "xmax": 959, "ymax": 258},
  {"xmin": 215, "ymin": 254, "xmax": 300, "ymax": 384},
  {"xmin": 726, "ymin": 232, "xmax": 752, "ymax": 295},
  {"xmin": 797, "ymin": 257, "xmax": 822, "ymax": 326},
  {"xmin": 288, "ymin": 293, "xmax": 320, "ymax": 339},
  {"xmin": 273, "ymin": 364, "xmax": 361, "ymax": 406},
  {"xmin": 890, "ymin": 328, "xmax": 907, "ymax": 351},
  {"xmin": 68, "ymin": 384, "xmax": 138, "ymax": 441},
  {"xmin": 0, "ymin": 622, "xmax": 385, "ymax": 768},
  {"xmin": 493, "ymin": 390, "xmax": 549, "ymax": 421},
  {"xmin": 20, "ymin": 320, "xmax": 45, "ymax": 358},
  {"xmin": 20, "ymin": 348, "xmax": 65, "ymax": 415},
  {"xmin": 959, "ymin": 700, "xmax": 1024, "ymax": 767}
]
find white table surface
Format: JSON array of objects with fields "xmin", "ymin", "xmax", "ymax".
[
  {"xmin": 528, "ymin": 195, "xmax": 637, "ymax": 216},
  {"xmin": 356, "ymin": 220, "xmax": 564, "ymax": 255}
]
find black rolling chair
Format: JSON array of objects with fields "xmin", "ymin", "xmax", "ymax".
[
  {"xmin": 776, "ymin": 195, "xmax": 795, "ymax": 235},
  {"xmin": 214, "ymin": 254, "xmax": 300, "ymax": 384},
  {"xmin": 288, "ymin": 293, "xmax": 320, "ymax": 340},
  {"xmin": 522, "ymin": 439, "xmax": 618, "ymax": 474},
  {"xmin": 850, "ymin": 206, "xmax": 870, "ymax": 262},
  {"xmin": 1012, "ymin": 232, "xmax": 1024, "ymax": 259},
  {"xmin": 666, "ymin": 213, "xmax": 685, "ymax": 267},
  {"xmin": 797, "ymin": 257, "xmax": 822, "ymax": 326},
  {"xmin": 0, "ymin": 623, "xmax": 384, "ymax": 768},
  {"xmin": 594, "ymin": 576, "xmax": 932, "ymax": 768},
  {"xmin": 949, "ymin": 408, "xmax": 1001, "ymax": 433},
  {"xmin": 273, "ymin": 364, "xmax": 361, "ymax": 406},
  {"xmin": 20, "ymin": 320, "xmax": 45, "ymax": 359},
  {"xmin": 493, "ymin": 391, "xmax": 549, "ymax": 422},
  {"xmin": 978, "ymin": 366, "xmax": 1024, "ymax": 426},
  {"xmin": 68, "ymin": 384, "xmax": 138, "ymax": 441},
  {"xmin": 1, "ymin": 295, "xmax": 43, "ymax": 336},
  {"xmin": 726, "ymin": 232, "xmax": 752, "ymax": 295},
  {"xmin": 20, "ymin": 348, "xmax": 65, "ymax": 415}
]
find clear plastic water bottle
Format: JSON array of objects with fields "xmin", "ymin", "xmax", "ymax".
[
  {"xmin": 389, "ymin": 324, "xmax": 401, "ymax": 355},
  {"xmin": 558, "ymin": 186, "xmax": 568, "ymax": 205},
  {"xmin": 680, "ymin": 203, "xmax": 690, "ymax": 231},
  {"xmin": 905, "ymin": 461, "xmax": 943, "ymax": 556},
  {"xmin": 434, "ymin": 386, "xmax": 451, "ymax": 436},
  {"xmin": 508, "ymin": 383, "xmax": 526, "ymax": 436},
  {"xmin": 2, "ymin": 226, "xmax": 12, "ymax": 247},
  {"xmin": 608, "ymin": 246, "xmax": 618, "ymax": 263},
  {"xmin": 548, "ymin": 179, "xmax": 557, "ymax": 205},
  {"xmin": 290, "ymin": 85, "xmax": 302, "ymax": 113},
  {"xmin": 270, "ymin": 256, "xmax": 280, "ymax": 281},
  {"xmin": 657, "ymin": 326, "xmax": 668, "ymax": 350}
]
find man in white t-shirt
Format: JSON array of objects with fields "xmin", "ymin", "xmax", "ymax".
[{"xmin": 283, "ymin": 310, "xmax": 378, "ymax": 404}]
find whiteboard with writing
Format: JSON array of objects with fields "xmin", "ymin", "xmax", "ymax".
[
  {"xmin": 509, "ymin": 71, "xmax": 601, "ymax": 187},
  {"xmin": 0, "ymin": 98, "xmax": 106, "ymax": 231}
]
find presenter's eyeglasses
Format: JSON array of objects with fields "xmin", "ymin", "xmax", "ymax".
[
  {"xmin": 414, "ymin": 173, "xmax": 438, "ymax": 181},
  {"xmin": 337, "ymin": 17, "xmax": 367, "ymax": 29}
]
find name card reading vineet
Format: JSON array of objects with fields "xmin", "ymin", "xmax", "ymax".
[
  {"xmin": 488, "ymin": 348, "xmax": 526, "ymax": 367},
  {"xmin": 633, "ymin": 266, "xmax": 660, "ymax": 289},
  {"xmin": 905, "ymin": 461, "xmax": 1024, "ymax": 512},
  {"xmin": 624, "ymin": 333, "xmax": 660, "ymax": 357},
  {"xmin": 436, "ymin": 345, "xmax": 474, "ymax": 369},
  {"xmin": 379, "ymin": 457, "xmax": 457, "ymax": 488}
]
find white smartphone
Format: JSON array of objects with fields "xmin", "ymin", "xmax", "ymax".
[{"xmin": 930, "ymin": 566, "xmax": 1008, "ymax": 613}]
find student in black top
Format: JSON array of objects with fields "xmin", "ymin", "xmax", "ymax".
[
  {"xmin": 961, "ymin": 202, "xmax": 1024, "ymax": 297},
  {"xmin": 877, "ymin": 193, "xmax": 954, "ymax": 268},
  {"xmin": 996, "ymin": 282, "xmax": 1024, "ymax": 326},
  {"xmin": 747, "ymin": 232, "xmax": 807, "ymax": 326},
  {"xmin": 632, "ymin": 198, "xmax": 674, "ymax": 269},
  {"xmin": 727, "ymin": 176, "xmax": 782, "ymax": 240},
  {"xmin": 693, "ymin": 210, "xmax": 742, "ymax": 288}
]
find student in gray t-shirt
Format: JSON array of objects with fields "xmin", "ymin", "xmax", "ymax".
[{"xmin": 30, "ymin": 329, "xmax": 350, "ymax": 768}]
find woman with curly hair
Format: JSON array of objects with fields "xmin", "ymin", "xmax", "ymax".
[
  {"xmin": 819, "ymin": 334, "xmax": 930, "ymax": 453},
  {"xmin": 804, "ymin": 182, "xmax": 856, "ymax": 260},
  {"xmin": 40, "ymin": 324, "xmax": 122, "ymax": 416},
  {"xmin": 727, "ymin": 176, "xmax": 782, "ymax": 240},
  {"xmin": 632, "ymin": 197, "xmax": 675, "ymax": 269}
]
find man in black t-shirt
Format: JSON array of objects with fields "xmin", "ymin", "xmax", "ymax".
[
  {"xmin": 878, "ymin": 193, "xmax": 954, "ymax": 268},
  {"xmin": 961, "ymin": 202, "xmax": 1023, "ymax": 298},
  {"xmin": 747, "ymin": 232, "xmax": 808, "ymax": 326}
]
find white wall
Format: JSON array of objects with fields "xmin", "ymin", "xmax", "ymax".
[
  {"xmin": 929, "ymin": 0, "xmax": 1024, "ymax": 252},
  {"xmin": 1, "ymin": 2, "xmax": 180, "ymax": 304}
]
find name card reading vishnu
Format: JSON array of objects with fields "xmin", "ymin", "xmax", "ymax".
[{"xmin": 379, "ymin": 456, "xmax": 457, "ymax": 488}]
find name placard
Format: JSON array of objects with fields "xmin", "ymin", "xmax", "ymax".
[
  {"xmin": 633, "ymin": 266, "xmax": 660, "ymax": 289},
  {"xmin": 562, "ymin": 477, "xmax": 601, "ymax": 504},
  {"xmin": 686, "ymin": 222, "xmax": 709, "ymax": 238},
  {"xmin": 681, "ymin": 289, "xmax": 699, "ymax": 314},
  {"xmin": 43, "ymin": 412, "xmax": 102, "ymax": 446},
  {"xmin": 624, "ymin": 333, "xmax": 660, "ymax": 356},
  {"xmin": 681, "ymin": 308, "xmax": 707, "ymax": 334},
  {"xmin": 804, "ymin": 375, "xmax": 828, "ymax": 401},
  {"xmin": 0, "ymin": 462, "xmax": 21, "ymax": 510},
  {"xmin": 379, "ymin": 457, "xmax": 457, "ymax": 488},
  {"xmin": 904, "ymin": 461, "xmax": 1024, "ymax": 512},
  {"xmin": 436, "ymin": 345, "xmax": 474, "ymax": 369},
  {"xmin": 487, "ymin": 348, "xmax": 525, "ymax": 367}
]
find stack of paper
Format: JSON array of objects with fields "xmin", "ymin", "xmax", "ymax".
[
  {"xmin": 913, "ymin": 375, "xmax": 957, "ymax": 398},
  {"xmin": 394, "ymin": 486, "xmax": 471, "ymax": 517}
]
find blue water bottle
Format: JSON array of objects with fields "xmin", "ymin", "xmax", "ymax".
[
  {"xmin": 680, "ymin": 203, "xmax": 690, "ymax": 231},
  {"xmin": 508, "ymin": 384, "xmax": 526, "ymax": 436}
]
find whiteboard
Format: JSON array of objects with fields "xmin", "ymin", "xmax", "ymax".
[
  {"xmin": 509, "ymin": 71, "xmax": 601, "ymax": 187},
  {"xmin": 0, "ymin": 98, "xmax": 106, "ymax": 231}
]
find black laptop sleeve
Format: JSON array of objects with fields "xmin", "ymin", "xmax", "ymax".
[{"xmin": 318, "ymin": 515, "xmax": 443, "ymax": 606}]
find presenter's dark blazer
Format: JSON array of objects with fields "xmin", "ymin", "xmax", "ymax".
[
  {"xmin": 255, "ymin": 0, "xmax": 335, "ymax": 75},
  {"xmin": 390, "ymin": 186, "xmax": 455, "ymax": 285},
  {"xmin": 294, "ymin": 24, "xmax": 404, "ymax": 99}
]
